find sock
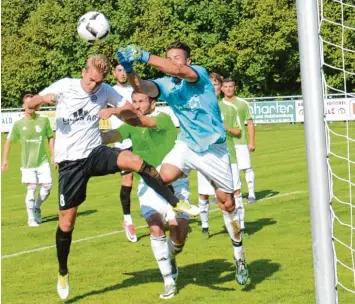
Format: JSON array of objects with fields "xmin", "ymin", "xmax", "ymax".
[
  {"xmin": 198, "ymin": 199, "xmax": 209, "ymax": 229},
  {"xmin": 234, "ymin": 194, "xmax": 245, "ymax": 230},
  {"xmin": 120, "ymin": 185, "xmax": 132, "ymax": 215},
  {"xmin": 222, "ymin": 209, "xmax": 245, "ymax": 261},
  {"xmin": 56, "ymin": 226, "xmax": 73, "ymax": 276},
  {"xmin": 25, "ymin": 185, "xmax": 36, "ymax": 221},
  {"xmin": 168, "ymin": 238, "xmax": 185, "ymax": 258},
  {"xmin": 124, "ymin": 214, "xmax": 133, "ymax": 225},
  {"xmin": 244, "ymin": 168, "xmax": 255, "ymax": 198},
  {"xmin": 150, "ymin": 235, "xmax": 174, "ymax": 286},
  {"xmin": 233, "ymin": 241, "xmax": 245, "ymax": 261},
  {"xmin": 138, "ymin": 161, "xmax": 178, "ymax": 207},
  {"xmin": 35, "ymin": 184, "xmax": 52, "ymax": 209}
]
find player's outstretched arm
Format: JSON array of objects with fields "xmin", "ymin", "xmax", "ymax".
[
  {"xmin": 2, "ymin": 140, "xmax": 11, "ymax": 172},
  {"xmin": 27, "ymin": 94, "xmax": 56, "ymax": 109},
  {"xmin": 247, "ymin": 120, "xmax": 255, "ymax": 151}
]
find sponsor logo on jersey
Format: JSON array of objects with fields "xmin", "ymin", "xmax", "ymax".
[{"xmin": 62, "ymin": 108, "xmax": 99, "ymax": 125}]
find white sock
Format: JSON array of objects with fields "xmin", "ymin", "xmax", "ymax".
[
  {"xmin": 234, "ymin": 194, "xmax": 245, "ymax": 230},
  {"xmin": 198, "ymin": 199, "xmax": 209, "ymax": 229},
  {"xmin": 35, "ymin": 184, "xmax": 51, "ymax": 209},
  {"xmin": 168, "ymin": 238, "xmax": 185, "ymax": 258},
  {"xmin": 124, "ymin": 214, "xmax": 133, "ymax": 225},
  {"xmin": 233, "ymin": 243, "xmax": 245, "ymax": 261},
  {"xmin": 25, "ymin": 186, "xmax": 36, "ymax": 221},
  {"xmin": 150, "ymin": 235, "xmax": 174, "ymax": 286},
  {"xmin": 245, "ymin": 168, "xmax": 255, "ymax": 198}
]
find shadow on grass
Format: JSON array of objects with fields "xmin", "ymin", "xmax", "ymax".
[
  {"xmin": 209, "ymin": 218, "xmax": 277, "ymax": 239},
  {"xmin": 41, "ymin": 209, "xmax": 98, "ymax": 223},
  {"xmin": 242, "ymin": 189, "xmax": 280, "ymax": 200},
  {"xmin": 66, "ymin": 258, "xmax": 280, "ymax": 302}
]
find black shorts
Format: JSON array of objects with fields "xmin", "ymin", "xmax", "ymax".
[{"xmin": 58, "ymin": 145, "xmax": 122, "ymax": 210}]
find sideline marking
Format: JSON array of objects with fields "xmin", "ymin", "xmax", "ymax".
[{"xmin": 2, "ymin": 191, "xmax": 307, "ymax": 259}]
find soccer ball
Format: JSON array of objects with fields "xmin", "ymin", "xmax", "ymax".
[{"xmin": 77, "ymin": 12, "xmax": 110, "ymax": 43}]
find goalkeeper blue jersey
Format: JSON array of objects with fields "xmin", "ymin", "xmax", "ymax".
[{"xmin": 152, "ymin": 65, "xmax": 225, "ymax": 153}]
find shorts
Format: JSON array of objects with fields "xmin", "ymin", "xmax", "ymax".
[
  {"xmin": 163, "ymin": 141, "xmax": 234, "ymax": 193},
  {"xmin": 138, "ymin": 167, "xmax": 190, "ymax": 223},
  {"xmin": 58, "ymin": 145, "xmax": 122, "ymax": 210},
  {"xmin": 235, "ymin": 145, "xmax": 252, "ymax": 170},
  {"xmin": 21, "ymin": 162, "xmax": 52, "ymax": 184},
  {"xmin": 197, "ymin": 163, "xmax": 241, "ymax": 195}
]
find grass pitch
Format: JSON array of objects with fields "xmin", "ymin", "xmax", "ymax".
[{"xmin": 2, "ymin": 123, "xmax": 354, "ymax": 303}]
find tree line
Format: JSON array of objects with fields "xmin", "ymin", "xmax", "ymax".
[{"xmin": 2, "ymin": 0, "xmax": 354, "ymax": 108}]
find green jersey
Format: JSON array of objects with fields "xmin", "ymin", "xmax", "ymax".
[
  {"xmin": 219, "ymin": 100, "xmax": 239, "ymax": 163},
  {"xmin": 7, "ymin": 115, "xmax": 53, "ymax": 168},
  {"xmin": 223, "ymin": 97, "xmax": 252, "ymax": 145},
  {"xmin": 118, "ymin": 111, "xmax": 177, "ymax": 168}
]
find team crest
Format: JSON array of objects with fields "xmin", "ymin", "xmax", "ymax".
[
  {"xmin": 90, "ymin": 94, "xmax": 98, "ymax": 102},
  {"xmin": 35, "ymin": 125, "xmax": 42, "ymax": 133}
]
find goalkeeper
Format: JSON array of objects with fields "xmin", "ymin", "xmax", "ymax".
[{"xmin": 117, "ymin": 41, "xmax": 249, "ymax": 286}]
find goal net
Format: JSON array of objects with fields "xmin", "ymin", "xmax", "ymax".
[{"xmin": 319, "ymin": 0, "xmax": 355, "ymax": 302}]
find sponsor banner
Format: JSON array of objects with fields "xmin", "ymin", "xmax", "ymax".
[
  {"xmin": 295, "ymin": 98, "xmax": 354, "ymax": 122},
  {"xmin": 1, "ymin": 112, "xmax": 24, "ymax": 133},
  {"xmin": 249, "ymin": 101, "xmax": 296, "ymax": 123}
]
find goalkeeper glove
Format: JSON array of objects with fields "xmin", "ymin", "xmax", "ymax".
[
  {"xmin": 116, "ymin": 48, "xmax": 133, "ymax": 73},
  {"xmin": 126, "ymin": 45, "xmax": 150, "ymax": 63}
]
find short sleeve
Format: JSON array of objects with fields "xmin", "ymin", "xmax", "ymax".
[
  {"xmin": 245, "ymin": 102, "xmax": 252, "ymax": 120},
  {"xmin": 7, "ymin": 122, "xmax": 20, "ymax": 142},
  {"xmin": 117, "ymin": 123, "xmax": 132, "ymax": 141},
  {"xmin": 45, "ymin": 118, "xmax": 53, "ymax": 137},
  {"xmin": 189, "ymin": 65, "xmax": 210, "ymax": 86},
  {"xmin": 105, "ymin": 85, "xmax": 124, "ymax": 107},
  {"xmin": 152, "ymin": 113, "xmax": 171, "ymax": 130},
  {"xmin": 39, "ymin": 78, "xmax": 69, "ymax": 104},
  {"xmin": 151, "ymin": 78, "xmax": 169, "ymax": 101}
]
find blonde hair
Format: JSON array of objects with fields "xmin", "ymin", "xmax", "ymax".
[
  {"xmin": 86, "ymin": 55, "xmax": 110, "ymax": 77},
  {"xmin": 209, "ymin": 72, "xmax": 223, "ymax": 85}
]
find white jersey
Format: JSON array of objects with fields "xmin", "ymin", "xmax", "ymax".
[
  {"xmin": 112, "ymin": 84, "xmax": 134, "ymax": 149},
  {"xmin": 40, "ymin": 78, "xmax": 124, "ymax": 163}
]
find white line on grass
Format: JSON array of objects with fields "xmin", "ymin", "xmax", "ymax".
[{"xmin": 2, "ymin": 190, "xmax": 307, "ymax": 259}]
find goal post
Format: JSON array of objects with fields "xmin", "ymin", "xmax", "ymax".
[{"xmin": 296, "ymin": 0, "xmax": 337, "ymax": 303}]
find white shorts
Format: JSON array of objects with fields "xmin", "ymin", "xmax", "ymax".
[
  {"xmin": 138, "ymin": 175, "xmax": 190, "ymax": 223},
  {"xmin": 235, "ymin": 145, "xmax": 252, "ymax": 170},
  {"xmin": 197, "ymin": 163, "xmax": 241, "ymax": 195},
  {"xmin": 21, "ymin": 162, "xmax": 52, "ymax": 184},
  {"xmin": 114, "ymin": 139, "xmax": 132, "ymax": 150},
  {"xmin": 163, "ymin": 141, "xmax": 234, "ymax": 193}
]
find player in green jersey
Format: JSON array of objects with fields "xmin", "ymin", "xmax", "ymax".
[
  {"xmin": 197, "ymin": 73, "xmax": 246, "ymax": 237},
  {"xmin": 222, "ymin": 79, "xmax": 256, "ymax": 203},
  {"xmin": 2, "ymin": 94, "xmax": 55, "ymax": 227},
  {"xmin": 102, "ymin": 92, "xmax": 191, "ymax": 299}
]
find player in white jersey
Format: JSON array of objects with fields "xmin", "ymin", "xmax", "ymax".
[
  {"xmin": 118, "ymin": 41, "xmax": 249, "ymax": 286},
  {"xmin": 2, "ymin": 94, "xmax": 55, "ymax": 227},
  {"xmin": 112, "ymin": 64, "xmax": 137, "ymax": 242},
  {"xmin": 28, "ymin": 55, "xmax": 195, "ymax": 300},
  {"xmin": 222, "ymin": 79, "xmax": 256, "ymax": 204}
]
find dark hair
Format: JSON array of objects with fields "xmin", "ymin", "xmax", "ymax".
[
  {"xmin": 209, "ymin": 73, "xmax": 223, "ymax": 85},
  {"xmin": 222, "ymin": 78, "xmax": 235, "ymax": 84},
  {"xmin": 22, "ymin": 94, "xmax": 34, "ymax": 103},
  {"xmin": 132, "ymin": 91, "xmax": 155, "ymax": 103},
  {"xmin": 167, "ymin": 41, "xmax": 191, "ymax": 59}
]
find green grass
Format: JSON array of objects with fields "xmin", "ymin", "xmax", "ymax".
[{"xmin": 2, "ymin": 123, "xmax": 354, "ymax": 304}]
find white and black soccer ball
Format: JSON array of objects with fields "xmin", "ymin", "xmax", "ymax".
[{"xmin": 77, "ymin": 12, "xmax": 110, "ymax": 43}]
